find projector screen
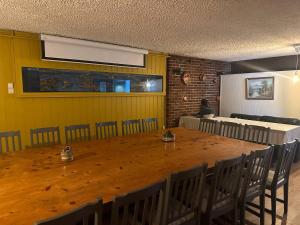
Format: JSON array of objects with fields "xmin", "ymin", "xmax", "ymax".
[{"xmin": 41, "ymin": 34, "xmax": 148, "ymax": 68}]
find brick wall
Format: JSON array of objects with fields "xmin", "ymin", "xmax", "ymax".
[{"xmin": 166, "ymin": 55, "xmax": 231, "ymax": 128}]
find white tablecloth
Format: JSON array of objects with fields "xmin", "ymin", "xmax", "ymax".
[{"xmin": 179, "ymin": 116, "xmax": 300, "ymax": 145}]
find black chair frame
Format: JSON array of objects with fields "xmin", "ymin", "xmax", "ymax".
[
  {"xmin": 199, "ymin": 119, "xmax": 217, "ymax": 135},
  {"xmin": 95, "ymin": 121, "xmax": 118, "ymax": 139},
  {"xmin": 34, "ymin": 198, "xmax": 103, "ymax": 225},
  {"xmin": 219, "ymin": 121, "xmax": 242, "ymax": 139},
  {"xmin": 242, "ymin": 124, "xmax": 271, "ymax": 145},
  {"xmin": 111, "ymin": 180, "xmax": 166, "ymax": 225},
  {"xmin": 0, "ymin": 130, "xmax": 22, "ymax": 153},
  {"xmin": 142, "ymin": 118, "xmax": 159, "ymax": 133},
  {"xmin": 163, "ymin": 164, "xmax": 208, "ymax": 225},
  {"xmin": 203, "ymin": 155, "xmax": 245, "ymax": 225},
  {"xmin": 240, "ymin": 147, "xmax": 274, "ymax": 225},
  {"xmin": 65, "ymin": 124, "xmax": 91, "ymax": 144},
  {"xmin": 30, "ymin": 126, "xmax": 61, "ymax": 147},
  {"xmin": 122, "ymin": 119, "xmax": 142, "ymax": 136},
  {"xmin": 264, "ymin": 140, "xmax": 298, "ymax": 225}
]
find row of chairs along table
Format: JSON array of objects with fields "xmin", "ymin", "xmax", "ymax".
[
  {"xmin": 199, "ymin": 118, "xmax": 271, "ymax": 145},
  {"xmin": 0, "ymin": 117, "xmax": 298, "ymax": 225},
  {"xmin": 34, "ymin": 137, "xmax": 298, "ymax": 225},
  {"xmin": 0, "ymin": 118, "xmax": 158, "ymax": 153},
  {"xmin": 34, "ymin": 118, "xmax": 298, "ymax": 225}
]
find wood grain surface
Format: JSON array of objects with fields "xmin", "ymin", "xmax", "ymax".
[{"xmin": 0, "ymin": 128, "xmax": 265, "ymax": 225}]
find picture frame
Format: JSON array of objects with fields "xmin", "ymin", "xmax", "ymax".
[{"xmin": 245, "ymin": 77, "xmax": 274, "ymax": 100}]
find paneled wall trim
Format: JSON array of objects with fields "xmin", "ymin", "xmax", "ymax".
[
  {"xmin": 0, "ymin": 30, "xmax": 167, "ymax": 147},
  {"xmin": 166, "ymin": 55, "xmax": 231, "ymax": 128}
]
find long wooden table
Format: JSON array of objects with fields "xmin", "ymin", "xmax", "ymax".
[{"xmin": 0, "ymin": 128, "xmax": 265, "ymax": 225}]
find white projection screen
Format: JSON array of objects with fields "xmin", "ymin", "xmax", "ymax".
[{"xmin": 41, "ymin": 34, "xmax": 148, "ymax": 67}]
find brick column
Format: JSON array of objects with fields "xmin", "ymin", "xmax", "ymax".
[{"xmin": 166, "ymin": 55, "xmax": 231, "ymax": 128}]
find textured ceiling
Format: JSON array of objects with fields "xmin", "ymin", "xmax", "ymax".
[{"xmin": 1, "ymin": 0, "xmax": 300, "ymax": 61}]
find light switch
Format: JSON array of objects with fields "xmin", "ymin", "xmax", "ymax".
[
  {"xmin": 8, "ymin": 83, "xmax": 13, "ymax": 89},
  {"xmin": 8, "ymin": 83, "xmax": 14, "ymax": 94}
]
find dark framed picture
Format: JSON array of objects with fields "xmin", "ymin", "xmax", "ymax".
[{"xmin": 246, "ymin": 77, "xmax": 274, "ymax": 100}]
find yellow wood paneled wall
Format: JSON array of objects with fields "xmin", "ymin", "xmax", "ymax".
[{"xmin": 0, "ymin": 30, "xmax": 167, "ymax": 148}]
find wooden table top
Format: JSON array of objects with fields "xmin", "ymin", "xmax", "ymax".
[{"xmin": 0, "ymin": 128, "xmax": 265, "ymax": 225}]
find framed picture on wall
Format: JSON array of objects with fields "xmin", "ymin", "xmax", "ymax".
[{"xmin": 246, "ymin": 77, "xmax": 274, "ymax": 100}]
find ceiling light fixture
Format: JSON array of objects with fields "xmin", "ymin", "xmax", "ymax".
[{"xmin": 293, "ymin": 44, "xmax": 300, "ymax": 82}]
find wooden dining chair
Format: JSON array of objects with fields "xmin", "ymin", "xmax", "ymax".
[
  {"xmin": 199, "ymin": 119, "xmax": 217, "ymax": 134},
  {"xmin": 111, "ymin": 180, "xmax": 166, "ymax": 225},
  {"xmin": 239, "ymin": 146, "xmax": 274, "ymax": 225},
  {"xmin": 142, "ymin": 118, "xmax": 159, "ymax": 133},
  {"xmin": 95, "ymin": 121, "xmax": 118, "ymax": 139},
  {"xmin": 30, "ymin": 127, "xmax": 61, "ymax": 147},
  {"xmin": 219, "ymin": 121, "xmax": 242, "ymax": 139},
  {"xmin": 121, "ymin": 119, "xmax": 142, "ymax": 136},
  {"xmin": 0, "ymin": 130, "xmax": 22, "ymax": 153},
  {"xmin": 242, "ymin": 124, "xmax": 271, "ymax": 145},
  {"xmin": 34, "ymin": 198, "xmax": 102, "ymax": 225},
  {"xmin": 264, "ymin": 140, "xmax": 298, "ymax": 225},
  {"xmin": 162, "ymin": 164, "xmax": 208, "ymax": 225},
  {"xmin": 202, "ymin": 155, "xmax": 245, "ymax": 225},
  {"xmin": 65, "ymin": 124, "xmax": 91, "ymax": 144}
]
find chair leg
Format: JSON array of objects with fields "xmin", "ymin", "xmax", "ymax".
[
  {"xmin": 205, "ymin": 217, "xmax": 212, "ymax": 225},
  {"xmin": 233, "ymin": 206, "xmax": 238, "ymax": 225},
  {"xmin": 284, "ymin": 182, "xmax": 289, "ymax": 214},
  {"xmin": 196, "ymin": 213, "xmax": 203, "ymax": 225},
  {"xmin": 259, "ymin": 194, "xmax": 265, "ymax": 225},
  {"xmin": 202, "ymin": 213, "xmax": 210, "ymax": 225},
  {"xmin": 240, "ymin": 203, "xmax": 246, "ymax": 225},
  {"xmin": 271, "ymin": 188, "xmax": 277, "ymax": 225}
]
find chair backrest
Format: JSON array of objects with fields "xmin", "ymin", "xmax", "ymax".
[
  {"xmin": 199, "ymin": 119, "xmax": 217, "ymax": 134},
  {"xmin": 241, "ymin": 147, "xmax": 274, "ymax": 200},
  {"xmin": 272, "ymin": 140, "xmax": 298, "ymax": 185},
  {"xmin": 0, "ymin": 130, "xmax": 22, "ymax": 153},
  {"xmin": 95, "ymin": 121, "xmax": 118, "ymax": 139},
  {"xmin": 242, "ymin": 124, "xmax": 270, "ymax": 145},
  {"xmin": 30, "ymin": 127, "xmax": 61, "ymax": 147},
  {"xmin": 230, "ymin": 113, "xmax": 241, "ymax": 119},
  {"xmin": 163, "ymin": 164, "xmax": 208, "ymax": 225},
  {"xmin": 142, "ymin": 118, "xmax": 159, "ymax": 133},
  {"xmin": 65, "ymin": 124, "xmax": 91, "ymax": 144},
  {"xmin": 122, "ymin": 119, "xmax": 142, "ymax": 136},
  {"xmin": 34, "ymin": 199, "xmax": 102, "ymax": 225},
  {"xmin": 111, "ymin": 181, "xmax": 166, "ymax": 225},
  {"xmin": 219, "ymin": 121, "xmax": 242, "ymax": 139},
  {"xmin": 207, "ymin": 155, "xmax": 245, "ymax": 213}
]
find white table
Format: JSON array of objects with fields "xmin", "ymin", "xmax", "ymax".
[{"xmin": 179, "ymin": 116, "xmax": 300, "ymax": 145}]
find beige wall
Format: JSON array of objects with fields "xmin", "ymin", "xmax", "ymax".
[{"xmin": 220, "ymin": 71, "xmax": 300, "ymax": 118}]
